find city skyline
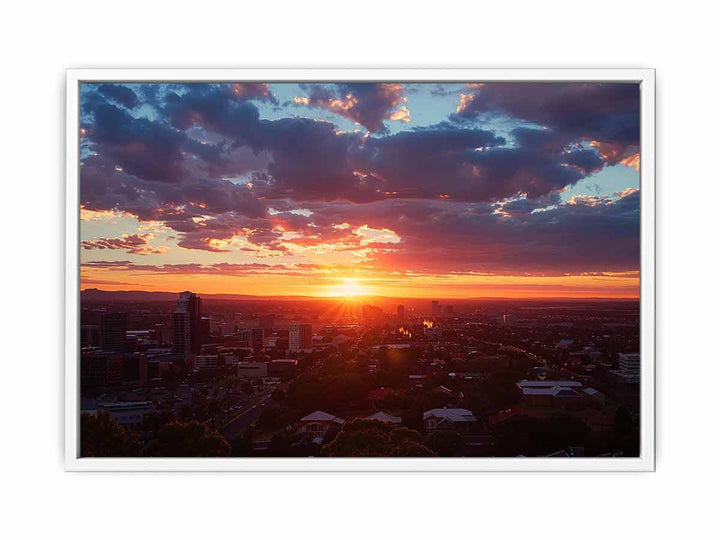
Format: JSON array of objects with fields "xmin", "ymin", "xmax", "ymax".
[{"xmin": 79, "ymin": 82, "xmax": 640, "ymax": 299}]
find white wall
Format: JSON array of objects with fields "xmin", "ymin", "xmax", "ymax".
[{"xmin": 1, "ymin": 1, "xmax": 717, "ymax": 539}]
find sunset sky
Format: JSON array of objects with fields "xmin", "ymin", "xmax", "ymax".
[{"xmin": 79, "ymin": 81, "xmax": 640, "ymax": 299}]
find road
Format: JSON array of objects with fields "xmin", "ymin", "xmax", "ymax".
[{"xmin": 221, "ymin": 393, "xmax": 272, "ymax": 440}]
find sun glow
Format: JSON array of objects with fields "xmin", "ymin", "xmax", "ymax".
[{"xmin": 325, "ymin": 278, "xmax": 372, "ymax": 298}]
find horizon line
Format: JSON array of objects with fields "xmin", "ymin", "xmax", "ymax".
[{"xmin": 80, "ymin": 287, "xmax": 640, "ymax": 301}]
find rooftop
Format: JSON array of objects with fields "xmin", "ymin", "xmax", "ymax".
[
  {"xmin": 300, "ymin": 410, "xmax": 345, "ymax": 423},
  {"xmin": 97, "ymin": 401, "xmax": 154, "ymax": 411},
  {"xmin": 423, "ymin": 408, "xmax": 477, "ymax": 423},
  {"xmin": 365, "ymin": 411, "xmax": 402, "ymax": 424},
  {"xmin": 521, "ymin": 386, "xmax": 582, "ymax": 397},
  {"xmin": 517, "ymin": 379, "xmax": 582, "ymax": 388}
]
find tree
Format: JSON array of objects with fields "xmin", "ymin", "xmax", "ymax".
[
  {"xmin": 142, "ymin": 421, "xmax": 231, "ymax": 457},
  {"xmin": 80, "ymin": 412, "xmax": 140, "ymax": 457},
  {"xmin": 322, "ymin": 419, "xmax": 435, "ymax": 457},
  {"xmin": 613, "ymin": 406, "xmax": 639, "ymax": 456},
  {"xmin": 268, "ymin": 432, "xmax": 292, "ymax": 457},
  {"xmin": 230, "ymin": 428, "xmax": 255, "ymax": 457},
  {"xmin": 425, "ymin": 430, "xmax": 463, "ymax": 457},
  {"xmin": 493, "ymin": 414, "xmax": 591, "ymax": 456}
]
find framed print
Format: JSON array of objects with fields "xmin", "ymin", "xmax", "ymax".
[{"xmin": 65, "ymin": 69, "xmax": 655, "ymax": 471}]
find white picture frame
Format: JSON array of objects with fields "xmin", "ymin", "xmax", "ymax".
[{"xmin": 66, "ymin": 68, "xmax": 655, "ymax": 471}]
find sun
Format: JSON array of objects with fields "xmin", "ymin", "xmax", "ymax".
[{"xmin": 325, "ymin": 278, "xmax": 371, "ymax": 298}]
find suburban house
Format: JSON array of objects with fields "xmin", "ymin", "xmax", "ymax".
[
  {"xmin": 365, "ymin": 411, "xmax": 402, "ymax": 424},
  {"xmin": 423, "ymin": 408, "xmax": 477, "ymax": 433},
  {"xmin": 299, "ymin": 410, "xmax": 345, "ymax": 438},
  {"xmin": 516, "ymin": 379, "xmax": 583, "ymax": 406}
]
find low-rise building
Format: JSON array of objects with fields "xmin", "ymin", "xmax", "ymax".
[
  {"xmin": 516, "ymin": 379, "xmax": 583, "ymax": 406},
  {"xmin": 423, "ymin": 408, "xmax": 477, "ymax": 433},
  {"xmin": 299, "ymin": 410, "xmax": 345, "ymax": 437},
  {"xmin": 81, "ymin": 353, "xmax": 148, "ymax": 387},
  {"xmin": 236, "ymin": 361, "xmax": 268, "ymax": 378},
  {"xmin": 268, "ymin": 358, "xmax": 298, "ymax": 377},
  {"xmin": 97, "ymin": 401, "xmax": 155, "ymax": 429},
  {"xmin": 195, "ymin": 355, "xmax": 218, "ymax": 369},
  {"xmin": 609, "ymin": 352, "xmax": 640, "ymax": 385}
]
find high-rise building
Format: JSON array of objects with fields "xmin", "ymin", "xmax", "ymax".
[
  {"xmin": 289, "ymin": 322, "xmax": 313, "ymax": 352},
  {"xmin": 153, "ymin": 323, "xmax": 170, "ymax": 346},
  {"xmin": 431, "ymin": 300, "xmax": 441, "ymax": 315},
  {"xmin": 200, "ymin": 317, "xmax": 211, "ymax": 345},
  {"xmin": 397, "ymin": 304, "xmax": 405, "ymax": 321},
  {"xmin": 236, "ymin": 328, "xmax": 265, "ymax": 350},
  {"xmin": 100, "ymin": 313, "xmax": 127, "ymax": 352},
  {"xmin": 237, "ymin": 328, "xmax": 252, "ymax": 348},
  {"xmin": 251, "ymin": 328, "xmax": 265, "ymax": 350},
  {"xmin": 172, "ymin": 291, "xmax": 202, "ymax": 355},
  {"xmin": 172, "ymin": 311, "xmax": 188, "ymax": 354},
  {"xmin": 81, "ymin": 324, "xmax": 100, "ymax": 348}
]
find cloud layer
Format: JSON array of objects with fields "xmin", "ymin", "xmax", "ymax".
[{"xmin": 79, "ymin": 82, "xmax": 641, "ymax": 280}]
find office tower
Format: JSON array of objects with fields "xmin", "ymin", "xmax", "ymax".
[
  {"xmin": 238, "ymin": 328, "xmax": 252, "ymax": 348},
  {"xmin": 80, "ymin": 324, "xmax": 100, "ymax": 348},
  {"xmin": 431, "ymin": 300, "xmax": 441, "ymax": 315},
  {"xmin": 397, "ymin": 304, "xmax": 405, "ymax": 321},
  {"xmin": 289, "ymin": 322, "xmax": 313, "ymax": 352},
  {"xmin": 200, "ymin": 317, "xmax": 211, "ymax": 345},
  {"xmin": 171, "ymin": 291, "xmax": 202, "ymax": 354},
  {"xmin": 153, "ymin": 323, "xmax": 170, "ymax": 346},
  {"xmin": 172, "ymin": 311, "xmax": 188, "ymax": 354},
  {"xmin": 100, "ymin": 312, "xmax": 127, "ymax": 352},
  {"xmin": 236, "ymin": 328, "xmax": 264, "ymax": 350},
  {"xmin": 251, "ymin": 328, "xmax": 264, "ymax": 350}
]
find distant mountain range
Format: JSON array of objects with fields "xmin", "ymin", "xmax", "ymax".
[{"xmin": 80, "ymin": 288, "xmax": 328, "ymax": 302}]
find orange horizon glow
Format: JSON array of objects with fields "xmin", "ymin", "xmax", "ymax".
[
  {"xmin": 321, "ymin": 278, "xmax": 374, "ymax": 298},
  {"xmin": 80, "ymin": 268, "xmax": 639, "ymax": 300}
]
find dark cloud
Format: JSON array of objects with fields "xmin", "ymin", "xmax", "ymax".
[
  {"xmin": 85, "ymin": 103, "xmax": 196, "ymax": 183},
  {"xmin": 78, "ymin": 82, "xmax": 640, "ymax": 274},
  {"xmin": 165, "ymin": 85, "xmax": 263, "ymax": 142},
  {"xmin": 97, "ymin": 84, "xmax": 139, "ymax": 108},
  {"xmin": 252, "ymin": 119, "xmax": 384, "ymax": 203},
  {"xmin": 82, "ymin": 85, "xmax": 608, "ymax": 207},
  {"xmin": 81, "ymin": 260, "xmax": 310, "ymax": 277},
  {"xmin": 293, "ymin": 83, "xmax": 410, "ymax": 133},
  {"xmin": 350, "ymin": 126, "xmax": 601, "ymax": 202},
  {"xmin": 301, "ymin": 189, "xmax": 640, "ymax": 275},
  {"xmin": 82, "ymin": 234, "xmax": 165, "ymax": 255},
  {"xmin": 80, "ymin": 153, "xmax": 266, "ymax": 220},
  {"xmin": 455, "ymin": 82, "xmax": 640, "ymax": 163},
  {"xmin": 80, "ymin": 152, "xmax": 268, "ymax": 252}
]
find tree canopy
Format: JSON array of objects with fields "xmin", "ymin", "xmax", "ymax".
[
  {"xmin": 321, "ymin": 419, "xmax": 435, "ymax": 457},
  {"xmin": 142, "ymin": 421, "xmax": 231, "ymax": 457},
  {"xmin": 81, "ymin": 412, "xmax": 140, "ymax": 457}
]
